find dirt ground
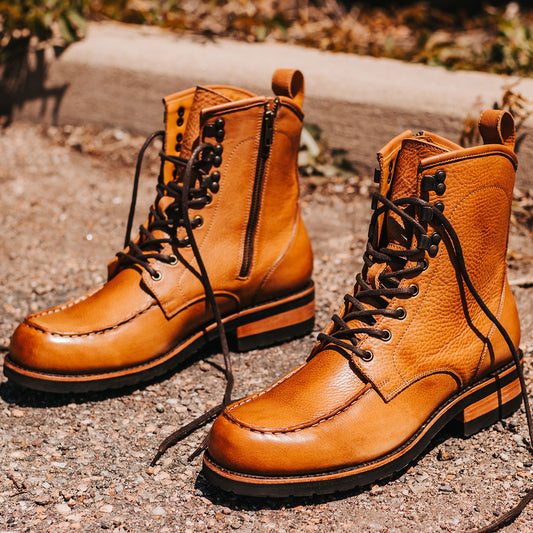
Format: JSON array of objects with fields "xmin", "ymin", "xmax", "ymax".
[{"xmin": 1, "ymin": 121, "xmax": 533, "ymax": 532}]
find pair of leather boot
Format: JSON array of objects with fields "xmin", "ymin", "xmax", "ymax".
[{"xmin": 4, "ymin": 70, "xmax": 531, "ymax": 531}]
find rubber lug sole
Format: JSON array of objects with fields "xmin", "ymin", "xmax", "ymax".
[
  {"xmin": 3, "ymin": 283, "xmax": 315, "ymax": 393},
  {"xmin": 202, "ymin": 355, "xmax": 523, "ymax": 498}
]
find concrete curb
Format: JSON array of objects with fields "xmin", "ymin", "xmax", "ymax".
[{"xmin": 15, "ymin": 21, "xmax": 533, "ymax": 187}]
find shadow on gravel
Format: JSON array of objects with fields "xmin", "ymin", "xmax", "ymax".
[
  {"xmin": 0, "ymin": 46, "xmax": 69, "ymax": 128},
  {"xmin": 0, "ymin": 339, "xmax": 226, "ymax": 408},
  {"xmin": 193, "ymin": 430, "xmax": 454, "ymax": 511}
]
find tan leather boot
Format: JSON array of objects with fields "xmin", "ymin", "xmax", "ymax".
[
  {"xmin": 203, "ymin": 111, "xmax": 529, "ymax": 508},
  {"xmin": 5, "ymin": 69, "xmax": 314, "ymax": 393}
]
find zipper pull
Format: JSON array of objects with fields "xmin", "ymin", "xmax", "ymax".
[
  {"xmin": 262, "ymin": 110, "xmax": 274, "ymax": 157},
  {"xmin": 261, "ymin": 98, "xmax": 279, "ymax": 159}
]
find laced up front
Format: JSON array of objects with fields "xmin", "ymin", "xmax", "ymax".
[
  {"xmin": 119, "ymin": 129, "xmax": 235, "ymax": 464},
  {"xmin": 319, "ymin": 190, "xmax": 533, "ymax": 533},
  {"xmin": 318, "ymin": 194, "xmax": 429, "ymax": 361}
]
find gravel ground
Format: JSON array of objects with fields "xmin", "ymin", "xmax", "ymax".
[{"xmin": 1, "ymin": 122, "xmax": 533, "ymax": 532}]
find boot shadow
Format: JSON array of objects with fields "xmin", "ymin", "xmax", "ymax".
[
  {"xmin": 193, "ymin": 428, "xmax": 456, "ymax": 511},
  {"xmin": 0, "ymin": 43, "xmax": 69, "ymax": 128}
]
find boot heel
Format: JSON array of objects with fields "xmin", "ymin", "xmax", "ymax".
[
  {"xmin": 231, "ymin": 285, "xmax": 315, "ymax": 352},
  {"xmin": 453, "ymin": 362, "xmax": 523, "ymax": 438}
]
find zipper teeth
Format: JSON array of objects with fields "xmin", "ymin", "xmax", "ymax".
[{"xmin": 239, "ymin": 101, "xmax": 277, "ymax": 278}]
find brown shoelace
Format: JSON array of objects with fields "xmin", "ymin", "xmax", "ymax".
[
  {"xmin": 320, "ymin": 192, "xmax": 533, "ymax": 532},
  {"xmin": 119, "ymin": 132, "xmax": 235, "ymax": 465}
]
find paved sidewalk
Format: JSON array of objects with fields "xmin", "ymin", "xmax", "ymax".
[{"xmin": 15, "ymin": 20, "xmax": 533, "ymax": 187}]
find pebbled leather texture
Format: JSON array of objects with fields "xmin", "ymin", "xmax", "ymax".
[
  {"xmin": 7, "ymin": 70, "xmax": 313, "ymax": 382},
  {"xmin": 206, "ymin": 110, "xmax": 521, "ymax": 479}
]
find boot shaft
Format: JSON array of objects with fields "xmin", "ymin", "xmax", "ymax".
[
  {"xmin": 129, "ymin": 70, "xmax": 313, "ymax": 319},
  {"xmin": 346, "ymin": 110, "xmax": 520, "ymax": 401}
]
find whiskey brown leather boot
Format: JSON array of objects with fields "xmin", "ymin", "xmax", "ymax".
[
  {"xmin": 204, "ymin": 111, "xmax": 532, "ymax": 526},
  {"xmin": 5, "ymin": 69, "xmax": 314, "ymax": 393}
]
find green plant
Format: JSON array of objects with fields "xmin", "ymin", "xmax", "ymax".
[
  {"xmin": 0, "ymin": 1, "xmax": 88, "ymax": 126},
  {"xmin": 0, "ymin": 1, "xmax": 87, "ymax": 64}
]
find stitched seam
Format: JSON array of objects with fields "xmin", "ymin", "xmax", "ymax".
[
  {"xmin": 25, "ymin": 304, "xmax": 156, "ymax": 337},
  {"xmin": 256, "ymin": 206, "xmax": 299, "ymax": 297},
  {"xmin": 31, "ymin": 287, "xmax": 101, "ymax": 317},
  {"xmin": 208, "ymin": 359, "xmax": 519, "ymax": 481},
  {"xmin": 225, "ymin": 387, "xmax": 372, "ymax": 434},
  {"xmin": 10, "ymin": 285, "xmax": 313, "ymax": 380},
  {"xmin": 474, "ymin": 282, "xmax": 506, "ymax": 381},
  {"xmin": 422, "ymin": 151, "xmax": 517, "ymax": 171},
  {"xmin": 384, "ymin": 185, "xmax": 508, "ymax": 396}
]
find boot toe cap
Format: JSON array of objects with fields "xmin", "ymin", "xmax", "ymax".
[{"xmin": 8, "ymin": 317, "xmax": 81, "ymax": 375}]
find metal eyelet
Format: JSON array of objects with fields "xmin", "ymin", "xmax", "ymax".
[
  {"xmin": 361, "ymin": 350, "xmax": 374, "ymax": 362},
  {"xmin": 396, "ymin": 307, "xmax": 406, "ymax": 320},
  {"xmin": 381, "ymin": 329, "xmax": 392, "ymax": 342},
  {"xmin": 193, "ymin": 215, "xmax": 203, "ymax": 228},
  {"xmin": 422, "ymin": 258, "xmax": 429, "ymax": 271},
  {"xmin": 151, "ymin": 271, "xmax": 162, "ymax": 281},
  {"xmin": 168, "ymin": 255, "xmax": 178, "ymax": 265},
  {"xmin": 409, "ymin": 283, "xmax": 419, "ymax": 296}
]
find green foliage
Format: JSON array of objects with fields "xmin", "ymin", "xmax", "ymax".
[
  {"xmin": 3, "ymin": 1, "xmax": 533, "ymax": 77},
  {"xmin": 0, "ymin": 1, "xmax": 87, "ymax": 64},
  {"xmin": 418, "ymin": 4, "xmax": 533, "ymax": 75}
]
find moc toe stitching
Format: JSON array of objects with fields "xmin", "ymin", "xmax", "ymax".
[
  {"xmin": 223, "ymin": 386, "xmax": 372, "ymax": 434},
  {"xmin": 31, "ymin": 287, "xmax": 101, "ymax": 318},
  {"xmin": 23, "ymin": 304, "xmax": 157, "ymax": 338}
]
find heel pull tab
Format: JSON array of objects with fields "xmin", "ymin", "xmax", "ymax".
[
  {"xmin": 271, "ymin": 69, "xmax": 304, "ymax": 108},
  {"xmin": 478, "ymin": 109, "xmax": 516, "ymax": 151}
]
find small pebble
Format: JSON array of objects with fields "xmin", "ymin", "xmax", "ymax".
[
  {"xmin": 437, "ymin": 449, "xmax": 454, "ymax": 461},
  {"xmin": 55, "ymin": 503, "xmax": 71, "ymax": 515},
  {"xmin": 34, "ymin": 494, "xmax": 51, "ymax": 506}
]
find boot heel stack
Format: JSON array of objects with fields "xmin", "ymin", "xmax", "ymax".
[
  {"xmin": 231, "ymin": 284, "xmax": 315, "ymax": 352},
  {"xmin": 453, "ymin": 358, "xmax": 523, "ymax": 438}
]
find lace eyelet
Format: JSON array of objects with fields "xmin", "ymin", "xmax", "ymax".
[
  {"xmin": 168, "ymin": 255, "xmax": 178, "ymax": 265},
  {"xmin": 151, "ymin": 271, "xmax": 162, "ymax": 281},
  {"xmin": 361, "ymin": 350, "xmax": 374, "ymax": 362},
  {"xmin": 381, "ymin": 329, "xmax": 392, "ymax": 342},
  {"xmin": 421, "ymin": 258, "xmax": 429, "ymax": 271},
  {"xmin": 396, "ymin": 307, "xmax": 407, "ymax": 320},
  {"xmin": 409, "ymin": 283, "xmax": 419, "ymax": 296},
  {"xmin": 193, "ymin": 215, "xmax": 203, "ymax": 228}
]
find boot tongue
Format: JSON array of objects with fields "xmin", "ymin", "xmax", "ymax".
[
  {"xmin": 358, "ymin": 137, "xmax": 447, "ymax": 304},
  {"xmin": 381, "ymin": 136, "xmax": 449, "ymax": 252},
  {"xmin": 177, "ymin": 86, "xmax": 231, "ymax": 159},
  {"xmin": 150, "ymin": 87, "xmax": 232, "ymax": 241}
]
